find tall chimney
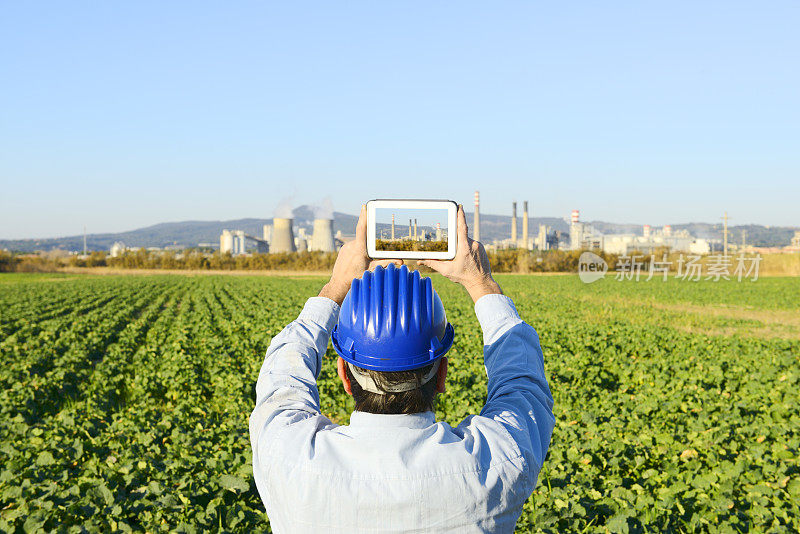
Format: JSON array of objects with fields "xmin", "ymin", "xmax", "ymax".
[
  {"xmin": 643, "ymin": 224, "xmax": 651, "ymax": 239},
  {"xmin": 571, "ymin": 209, "xmax": 580, "ymax": 224},
  {"xmin": 271, "ymin": 218, "xmax": 296, "ymax": 253},
  {"xmin": 436, "ymin": 222, "xmax": 442, "ymax": 241},
  {"xmin": 522, "ymin": 201, "xmax": 529, "ymax": 250},
  {"xmin": 474, "ymin": 191, "xmax": 480, "ymax": 242},
  {"xmin": 511, "ymin": 202, "xmax": 518, "ymax": 245},
  {"xmin": 311, "ymin": 218, "xmax": 335, "ymax": 252},
  {"xmin": 391, "ymin": 213, "xmax": 395, "ymax": 240},
  {"xmin": 664, "ymin": 225, "xmax": 672, "ymax": 237},
  {"xmin": 408, "ymin": 219, "xmax": 412, "ymax": 240},
  {"xmin": 414, "ymin": 219, "xmax": 418, "ymax": 241}
]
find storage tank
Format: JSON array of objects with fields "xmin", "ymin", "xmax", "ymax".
[
  {"xmin": 271, "ymin": 218, "xmax": 296, "ymax": 253},
  {"xmin": 220, "ymin": 230, "xmax": 234, "ymax": 254},
  {"xmin": 311, "ymin": 218, "xmax": 335, "ymax": 252}
]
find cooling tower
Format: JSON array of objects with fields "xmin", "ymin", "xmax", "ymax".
[
  {"xmin": 522, "ymin": 201, "xmax": 529, "ymax": 250},
  {"xmin": 271, "ymin": 218, "xmax": 296, "ymax": 253},
  {"xmin": 474, "ymin": 191, "xmax": 480, "ymax": 242},
  {"xmin": 511, "ymin": 202, "xmax": 518, "ymax": 244},
  {"xmin": 311, "ymin": 218, "xmax": 335, "ymax": 252}
]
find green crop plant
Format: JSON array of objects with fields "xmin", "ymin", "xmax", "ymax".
[{"xmin": 1, "ymin": 274, "xmax": 798, "ymax": 532}]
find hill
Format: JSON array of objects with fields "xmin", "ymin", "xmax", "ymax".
[{"xmin": 0, "ymin": 206, "xmax": 795, "ymax": 252}]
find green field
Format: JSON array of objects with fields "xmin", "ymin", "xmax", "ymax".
[{"xmin": 1, "ymin": 273, "xmax": 799, "ymax": 532}]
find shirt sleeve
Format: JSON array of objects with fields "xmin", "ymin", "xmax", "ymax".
[
  {"xmin": 475, "ymin": 293, "xmax": 555, "ymax": 489},
  {"xmin": 249, "ymin": 297, "xmax": 339, "ymax": 467}
]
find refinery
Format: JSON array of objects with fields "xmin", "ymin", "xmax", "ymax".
[{"xmin": 94, "ymin": 192, "xmax": 800, "ymax": 258}]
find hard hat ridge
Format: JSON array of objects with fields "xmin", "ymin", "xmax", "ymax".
[{"xmin": 331, "ymin": 263, "xmax": 454, "ymax": 373}]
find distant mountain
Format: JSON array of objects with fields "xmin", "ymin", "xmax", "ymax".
[{"xmin": 1, "ymin": 206, "xmax": 795, "ymax": 252}]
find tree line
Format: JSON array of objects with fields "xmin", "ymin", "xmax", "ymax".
[{"xmin": 2, "ymin": 248, "xmax": 621, "ymax": 273}]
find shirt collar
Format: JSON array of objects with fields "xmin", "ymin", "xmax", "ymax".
[{"xmin": 349, "ymin": 411, "xmax": 436, "ymax": 429}]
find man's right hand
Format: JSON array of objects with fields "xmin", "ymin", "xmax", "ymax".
[{"xmin": 419, "ymin": 205, "xmax": 503, "ymax": 304}]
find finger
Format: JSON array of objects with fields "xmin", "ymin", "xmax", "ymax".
[
  {"xmin": 457, "ymin": 204, "xmax": 469, "ymax": 243},
  {"xmin": 419, "ymin": 259, "xmax": 443, "ymax": 272},
  {"xmin": 355, "ymin": 204, "xmax": 367, "ymax": 246}
]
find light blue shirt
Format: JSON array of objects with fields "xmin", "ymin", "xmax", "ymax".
[{"xmin": 250, "ymin": 293, "xmax": 555, "ymax": 533}]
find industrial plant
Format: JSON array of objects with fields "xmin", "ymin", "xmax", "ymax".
[
  {"xmin": 202, "ymin": 192, "xmax": 782, "ymax": 258},
  {"xmin": 220, "ymin": 213, "xmax": 339, "ymax": 256},
  {"xmin": 471, "ymin": 190, "xmax": 715, "ymax": 255}
]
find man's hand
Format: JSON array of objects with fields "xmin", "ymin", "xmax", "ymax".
[
  {"xmin": 318, "ymin": 205, "xmax": 401, "ymax": 306},
  {"xmin": 419, "ymin": 205, "xmax": 502, "ymax": 304}
]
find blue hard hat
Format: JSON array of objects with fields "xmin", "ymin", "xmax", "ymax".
[{"xmin": 331, "ymin": 264, "xmax": 454, "ymax": 372}]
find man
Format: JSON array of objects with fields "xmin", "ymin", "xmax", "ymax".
[{"xmin": 250, "ymin": 205, "xmax": 554, "ymax": 533}]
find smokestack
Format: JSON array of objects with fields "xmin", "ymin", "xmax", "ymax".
[
  {"xmin": 311, "ymin": 218, "xmax": 335, "ymax": 252},
  {"xmin": 271, "ymin": 218, "xmax": 296, "ymax": 253},
  {"xmin": 511, "ymin": 202, "xmax": 517, "ymax": 244},
  {"xmin": 664, "ymin": 225, "xmax": 672, "ymax": 237},
  {"xmin": 643, "ymin": 224, "xmax": 651, "ymax": 239},
  {"xmin": 436, "ymin": 222, "xmax": 442, "ymax": 241},
  {"xmin": 474, "ymin": 191, "xmax": 480, "ymax": 242},
  {"xmin": 414, "ymin": 219, "xmax": 418, "ymax": 241},
  {"xmin": 571, "ymin": 210, "xmax": 580, "ymax": 224},
  {"xmin": 522, "ymin": 201, "xmax": 529, "ymax": 250},
  {"xmin": 391, "ymin": 214, "xmax": 395, "ymax": 240},
  {"xmin": 409, "ymin": 219, "xmax": 412, "ymax": 240},
  {"xmin": 296, "ymin": 236, "xmax": 308, "ymax": 252}
]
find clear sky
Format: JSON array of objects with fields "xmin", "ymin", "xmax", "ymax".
[{"xmin": 1, "ymin": 1, "xmax": 798, "ymax": 239}]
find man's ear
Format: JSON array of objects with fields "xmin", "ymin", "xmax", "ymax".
[
  {"xmin": 435, "ymin": 357, "xmax": 448, "ymax": 394},
  {"xmin": 337, "ymin": 357, "xmax": 353, "ymax": 396}
]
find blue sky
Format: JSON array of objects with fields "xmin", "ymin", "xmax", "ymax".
[{"xmin": 1, "ymin": 2, "xmax": 798, "ymax": 239}]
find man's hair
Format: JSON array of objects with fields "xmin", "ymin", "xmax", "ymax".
[{"xmin": 345, "ymin": 362, "xmax": 438, "ymax": 414}]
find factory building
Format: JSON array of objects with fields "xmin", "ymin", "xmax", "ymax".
[
  {"xmin": 220, "ymin": 230, "xmax": 247, "ymax": 255},
  {"xmin": 109, "ymin": 241, "xmax": 127, "ymax": 257},
  {"xmin": 569, "ymin": 210, "xmax": 603, "ymax": 251},
  {"xmin": 295, "ymin": 228, "xmax": 309, "ymax": 252},
  {"xmin": 535, "ymin": 225, "xmax": 559, "ymax": 251},
  {"xmin": 602, "ymin": 225, "xmax": 701, "ymax": 255}
]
